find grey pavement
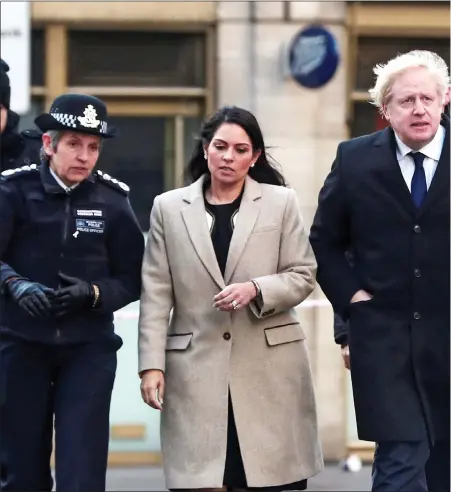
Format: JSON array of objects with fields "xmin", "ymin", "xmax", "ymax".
[{"xmin": 105, "ymin": 464, "xmax": 372, "ymax": 491}]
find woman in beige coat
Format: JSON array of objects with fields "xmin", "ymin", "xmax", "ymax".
[{"xmin": 138, "ymin": 106, "xmax": 323, "ymax": 491}]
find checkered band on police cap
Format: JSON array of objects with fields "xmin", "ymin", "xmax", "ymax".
[
  {"xmin": 50, "ymin": 112, "xmax": 78, "ymax": 128},
  {"xmin": 49, "ymin": 111, "xmax": 108, "ymax": 132}
]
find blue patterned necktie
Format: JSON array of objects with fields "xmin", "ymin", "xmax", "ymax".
[{"xmin": 409, "ymin": 152, "xmax": 427, "ymax": 208}]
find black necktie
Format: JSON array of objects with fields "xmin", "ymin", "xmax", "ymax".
[{"xmin": 409, "ymin": 152, "xmax": 427, "ymax": 208}]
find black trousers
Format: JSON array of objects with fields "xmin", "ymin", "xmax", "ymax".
[
  {"xmin": 372, "ymin": 440, "xmax": 450, "ymax": 492},
  {"xmin": 0, "ymin": 333, "xmax": 121, "ymax": 492},
  {"xmin": 223, "ymin": 392, "xmax": 307, "ymax": 491}
]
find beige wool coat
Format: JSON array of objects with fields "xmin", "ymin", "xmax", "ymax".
[{"xmin": 138, "ymin": 175, "xmax": 323, "ymax": 489}]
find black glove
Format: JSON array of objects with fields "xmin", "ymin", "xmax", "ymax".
[
  {"xmin": 7, "ymin": 278, "xmax": 56, "ymax": 318},
  {"xmin": 53, "ymin": 273, "xmax": 95, "ymax": 317}
]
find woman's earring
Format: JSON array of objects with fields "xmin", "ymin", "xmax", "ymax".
[
  {"xmin": 204, "ymin": 153, "xmax": 207, "ymax": 160},
  {"xmin": 250, "ymin": 163, "xmax": 255, "ymax": 167}
]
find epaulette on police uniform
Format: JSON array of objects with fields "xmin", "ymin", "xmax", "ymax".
[
  {"xmin": 94, "ymin": 170, "xmax": 130, "ymax": 195},
  {"xmin": 1, "ymin": 164, "xmax": 39, "ymax": 180}
]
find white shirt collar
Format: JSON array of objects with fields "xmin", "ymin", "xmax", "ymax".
[
  {"xmin": 395, "ymin": 124, "xmax": 445, "ymax": 161},
  {"xmin": 49, "ymin": 166, "xmax": 79, "ymax": 192}
]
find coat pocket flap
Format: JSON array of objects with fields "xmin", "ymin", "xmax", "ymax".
[
  {"xmin": 251, "ymin": 223, "xmax": 279, "ymax": 234},
  {"xmin": 166, "ymin": 333, "xmax": 193, "ymax": 351},
  {"xmin": 264, "ymin": 323, "xmax": 305, "ymax": 346}
]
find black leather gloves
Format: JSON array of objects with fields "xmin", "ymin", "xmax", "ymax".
[
  {"xmin": 53, "ymin": 273, "xmax": 96, "ymax": 317},
  {"xmin": 6, "ymin": 278, "xmax": 56, "ymax": 318},
  {"xmin": 5, "ymin": 273, "xmax": 100, "ymax": 318}
]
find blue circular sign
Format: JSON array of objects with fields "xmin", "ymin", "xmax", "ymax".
[{"xmin": 288, "ymin": 25, "xmax": 340, "ymax": 89}]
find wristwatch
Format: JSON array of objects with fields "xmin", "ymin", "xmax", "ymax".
[{"xmin": 91, "ymin": 284, "xmax": 100, "ymax": 308}]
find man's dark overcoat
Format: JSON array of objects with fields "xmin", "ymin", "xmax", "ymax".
[{"xmin": 310, "ymin": 119, "xmax": 450, "ymax": 443}]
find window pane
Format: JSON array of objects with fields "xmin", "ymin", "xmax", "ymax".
[
  {"xmin": 355, "ymin": 37, "xmax": 450, "ymax": 91},
  {"xmin": 351, "ymin": 102, "xmax": 389, "ymax": 138},
  {"xmin": 95, "ymin": 116, "xmax": 167, "ymax": 231},
  {"xmin": 68, "ymin": 31, "xmax": 206, "ymax": 87},
  {"xmin": 31, "ymin": 29, "xmax": 45, "ymax": 86}
]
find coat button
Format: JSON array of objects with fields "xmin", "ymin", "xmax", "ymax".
[
  {"xmin": 223, "ymin": 332, "xmax": 231, "ymax": 340},
  {"xmin": 413, "ymin": 312, "xmax": 421, "ymax": 320},
  {"xmin": 413, "ymin": 225, "xmax": 421, "ymax": 233},
  {"xmin": 414, "ymin": 269, "xmax": 421, "ymax": 278}
]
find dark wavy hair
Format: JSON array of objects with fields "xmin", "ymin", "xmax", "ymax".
[{"xmin": 185, "ymin": 106, "xmax": 287, "ymax": 186}]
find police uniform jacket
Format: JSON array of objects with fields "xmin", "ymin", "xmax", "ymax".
[
  {"xmin": 0, "ymin": 162, "xmax": 145, "ymax": 344},
  {"xmin": 310, "ymin": 118, "xmax": 450, "ymax": 443}
]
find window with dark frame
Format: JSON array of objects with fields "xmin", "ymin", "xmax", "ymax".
[
  {"xmin": 43, "ymin": 29, "xmax": 209, "ymax": 232},
  {"xmin": 68, "ymin": 30, "xmax": 206, "ymax": 87},
  {"xmin": 31, "ymin": 28, "xmax": 45, "ymax": 87}
]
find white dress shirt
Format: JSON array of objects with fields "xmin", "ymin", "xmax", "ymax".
[
  {"xmin": 49, "ymin": 166, "xmax": 79, "ymax": 192},
  {"xmin": 394, "ymin": 125, "xmax": 445, "ymax": 192}
]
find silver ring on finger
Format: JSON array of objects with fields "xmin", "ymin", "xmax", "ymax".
[{"xmin": 231, "ymin": 300, "xmax": 238, "ymax": 310}]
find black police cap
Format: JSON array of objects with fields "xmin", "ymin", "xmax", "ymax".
[{"xmin": 35, "ymin": 93, "xmax": 117, "ymax": 138}]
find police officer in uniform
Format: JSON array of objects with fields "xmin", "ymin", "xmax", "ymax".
[
  {"xmin": 0, "ymin": 58, "xmax": 41, "ymax": 171},
  {"xmin": 0, "ymin": 93, "xmax": 145, "ymax": 491}
]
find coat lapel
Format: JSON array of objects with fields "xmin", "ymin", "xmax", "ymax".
[
  {"xmin": 224, "ymin": 176, "xmax": 262, "ymax": 284},
  {"xmin": 181, "ymin": 177, "xmax": 225, "ymax": 290},
  {"xmin": 418, "ymin": 118, "xmax": 450, "ymax": 217},
  {"xmin": 372, "ymin": 127, "xmax": 417, "ymax": 219}
]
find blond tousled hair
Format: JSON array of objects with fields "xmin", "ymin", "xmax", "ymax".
[{"xmin": 369, "ymin": 50, "xmax": 450, "ymax": 112}]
